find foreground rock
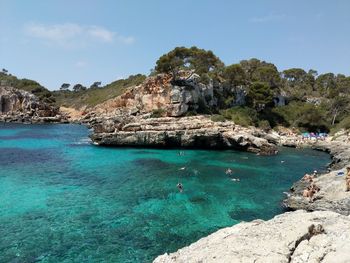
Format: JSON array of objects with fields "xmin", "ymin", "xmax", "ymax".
[
  {"xmin": 90, "ymin": 114, "xmax": 277, "ymax": 155},
  {"xmin": 0, "ymin": 86, "xmax": 64, "ymax": 123},
  {"xmin": 284, "ymin": 131, "xmax": 350, "ymax": 215},
  {"xmin": 154, "ymin": 210, "xmax": 350, "ymax": 263}
]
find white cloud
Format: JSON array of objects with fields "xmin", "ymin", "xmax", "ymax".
[
  {"xmin": 24, "ymin": 23, "xmax": 134, "ymax": 47},
  {"xmin": 250, "ymin": 14, "xmax": 288, "ymax": 23},
  {"xmin": 87, "ymin": 26, "xmax": 114, "ymax": 43},
  {"xmin": 75, "ymin": 60, "xmax": 88, "ymax": 68}
]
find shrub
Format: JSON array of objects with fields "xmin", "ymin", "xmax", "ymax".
[
  {"xmin": 151, "ymin": 108, "xmax": 166, "ymax": 118},
  {"xmin": 211, "ymin": 114, "xmax": 226, "ymax": 122},
  {"xmin": 272, "ymin": 101, "xmax": 330, "ymax": 132},
  {"xmin": 220, "ymin": 107, "xmax": 258, "ymax": 127},
  {"xmin": 258, "ymin": 120, "xmax": 271, "ymax": 131}
]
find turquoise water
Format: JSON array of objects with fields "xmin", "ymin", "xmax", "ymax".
[{"xmin": 0, "ymin": 123, "xmax": 330, "ymax": 262}]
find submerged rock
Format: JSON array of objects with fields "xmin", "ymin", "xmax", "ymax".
[{"xmin": 153, "ymin": 210, "xmax": 350, "ymax": 263}]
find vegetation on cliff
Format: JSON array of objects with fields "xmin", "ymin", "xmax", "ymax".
[
  {"xmin": 0, "ymin": 71, "xmax": 55, "ymax": 104},
  {"xmin": 52, "ymin": 74, "xmax": 146, "ymax": 108},
  {"xmin": 2, "ymin": 46, "xmax": 350, "ymax": 132},
  {"xmin": 155, "ymin": 47, "xmax": 350, "ymax": 132}
]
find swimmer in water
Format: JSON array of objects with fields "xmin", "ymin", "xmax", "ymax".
[
  {"xmin": 231, "ymin": 178, "xmax": 240, "ymax": 182},
  {"xmin": 177, "ymin": 183, "xmax": 183, "ymax": 193},
  {"xmin": 225, "ymin": 168, "xmax": 233, "ymax": 175}
]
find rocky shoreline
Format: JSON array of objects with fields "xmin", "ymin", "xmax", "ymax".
[
  {"xmin": 283, "ymin": 132, "xmax": 350, "ymax": 216},
  {"xmin": 89, "ymin": 114, "xmax": 278, "ymax": 155}
]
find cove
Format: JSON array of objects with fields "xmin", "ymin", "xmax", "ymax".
[{"xmin": 0, "ymin": 123, "xmax": 331, "ymax": 262}]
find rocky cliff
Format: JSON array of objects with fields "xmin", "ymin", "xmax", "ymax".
[
  {"xmin": 90, "ymin": 72, "xmax": 216, "ymax": 117},
  {"xmin": 154, "ymin": 210, "xmax": 350, "ymax": 263},
  {"xmin": 0, "ymin": 86, "xmax": 63, "ymax": 123},
  {"xmin": 87, "ymin": 73, "xmax": 277, "ymax": 154}
]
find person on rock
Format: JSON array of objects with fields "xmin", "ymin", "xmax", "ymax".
[
  {"xmin": 345, "ymin": 167, "xmax": 350, "ymax": 192},
  {"xmin": 302, "ymin": 173, "xmax": 314, "ymax": 183},
  {"xmin": 303, "ymin": 186, "xmax": 316, "ymax": 202}
]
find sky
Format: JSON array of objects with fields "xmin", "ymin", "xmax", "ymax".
[{"xmin": 1, "ymin": 0, "xmax": 350, "ymax": 90}]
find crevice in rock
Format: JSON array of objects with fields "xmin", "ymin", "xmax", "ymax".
[{"xmin": 287, "ymin": 224, "xmax": 325, "ymax": 262}]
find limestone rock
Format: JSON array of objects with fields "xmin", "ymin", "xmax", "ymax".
[
  {"xmin": 284, "ymin": 131, "xmax": 350, "ymax": 215},
  {"xmin": 89, "ymin": 72, "xmax": 215, "ymax": 117},
  {"xmin": 153, "ymin": 210, "xmax": 350, "ymax": 263},
  {"xmin": 0, "ymin": 86, "xmax": 62, "ymax": 123},
  {"xmin": 90, "ymin": 115, "xmax": 277, "ymax": 155}
]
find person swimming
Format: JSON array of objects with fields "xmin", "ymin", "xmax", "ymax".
[
  {"xmin": 177, "ymin": 183, "xmax": 183, "ymax": 193},
  {"xmin": 225, "ymin": 168, "xmax": 233, "ymax": 175}
]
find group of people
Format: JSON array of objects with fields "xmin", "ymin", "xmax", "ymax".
[
  {"xmin": 301, "ymin": 132, "xmax": 328, "ymax": 141},
  {"xmin": 302, "ymin": 170, "xmax": 320, "ymax": 202},
  {"xmin": 175, "ymin": 161, "xmax": 240, "ymax": 193}
]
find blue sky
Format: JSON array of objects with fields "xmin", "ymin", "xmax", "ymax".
[{"xmin": 1, "ymin": 0, "xmax": 349, "ymax": 90}]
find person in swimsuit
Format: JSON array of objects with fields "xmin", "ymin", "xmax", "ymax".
[{"xmin": 177, "ymin": 183, "xmax": 183, "ymax": 193}]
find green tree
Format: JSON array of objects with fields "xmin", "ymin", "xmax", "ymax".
[
  {"xmin": 155, "ymin": 46, "xmax": 224, "ymax": 78},
  {"xmin": 246, "ymin": 82, "xmax": 273, "ymax": 111},
  {"xmin": 239, "ymin": 58, "xmax": 280, "ymax": 88},
  {"xmin": 72, "ymin": 84, "xmax": 87, "ymax": 92},
  {"xmin": 223, "ymin": 64, "xmax": 246, "ymax": 87},
  {"xmin": 60, "ymin": 83, "xmax": 70, "ymax": 91},
  {"xmin": 316, "ymin": 73, "xmax": 336, "ymax": 96},
  {"xmin": 90, "ymin": 81, "xmax": 102, "ymax": 89}
]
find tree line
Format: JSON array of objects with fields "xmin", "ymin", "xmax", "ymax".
[{"xmin": 154, "ymin": 46, "xmax": 350, "ymax": 132}]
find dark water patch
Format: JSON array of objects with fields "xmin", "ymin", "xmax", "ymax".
[
  {"xmin": 131, "ymin": 150, "xmax": 158, "ymax": 155},
  {"xmin": 0, "ymin": 147, "xmax": 62, "ymax": 166},
  {"xmin": 0, "ymin": 130, "xmax": 54, "ymax": 140},
  {"xmin": 133, "ymin": 158, "xmax": 171, "ymax": 170},
  {"xmin": 228, "ymin": 207, "xmax": 263, "ymax": 222}
]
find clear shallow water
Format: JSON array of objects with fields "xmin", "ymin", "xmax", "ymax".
[{"xmin": 0, "ymin": 123, "xmax": 330, "ymax": 262}]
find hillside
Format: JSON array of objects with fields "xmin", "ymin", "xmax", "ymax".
[
  {"xmin": 0, "ymin": 72, "xmax": 55, "ymax": 104},
  {"xmin": 52, "ymin": 74, "xmax": 146, "ymax": 109}
]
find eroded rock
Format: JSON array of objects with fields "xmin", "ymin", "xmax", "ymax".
[
  {"xmin": 0, "ymin": 86, "xmax": 63, "ymax": 123},
  {"xmin": 90, "ymin": 115, "xmax": 277, "ymax": 155}
]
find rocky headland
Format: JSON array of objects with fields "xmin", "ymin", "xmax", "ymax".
[
  {"xmin": 82, "ymin": 73, "xmax": 277, "ymax": 155},
  {"xmin": 0, "ymin": 86, "xmax": 65, "ymax": 123}
]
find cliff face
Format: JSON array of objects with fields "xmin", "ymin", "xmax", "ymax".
[
  {"xmin": 90, "ymin": 72, "xmax": 216, "ymax": 117},
  {"xmin": 0, "ymin": 86, "xmax": 62, "ymax": 123},
  {"xmin": 153, "ymin": 210, "xmax": 350, "ymax": 263}
]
